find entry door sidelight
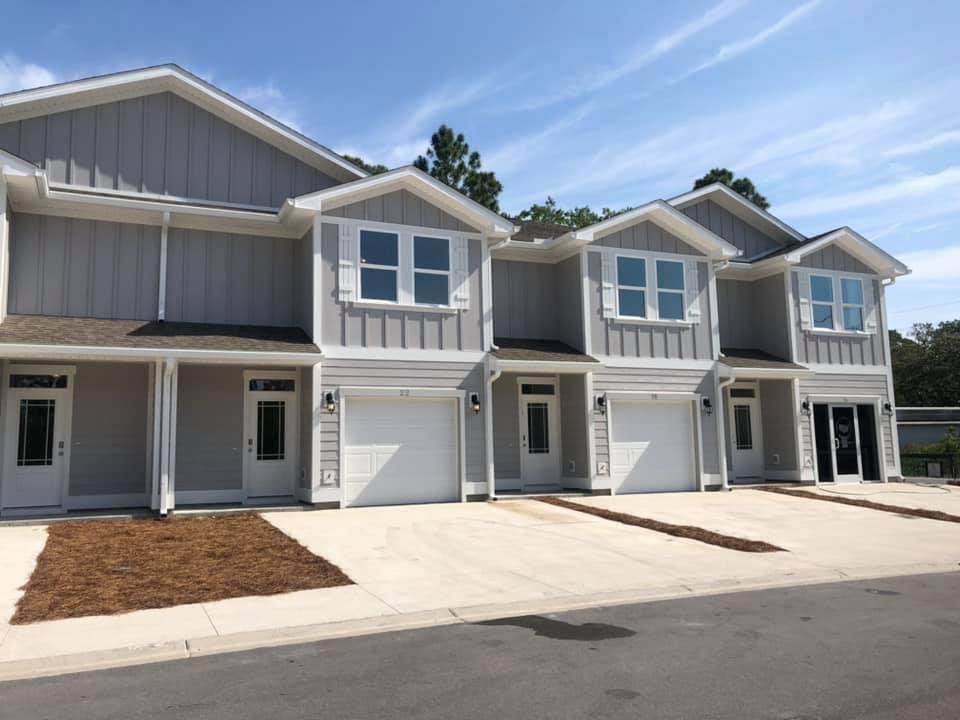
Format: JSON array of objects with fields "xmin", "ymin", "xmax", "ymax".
[{"xmin": 830, "ymin": 405, "xmax": 861, "ymax": 483}]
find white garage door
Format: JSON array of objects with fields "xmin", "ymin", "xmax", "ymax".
[
  {"xmin": 343, "ymin": 396, "xmax": 460, "ymax": 507},
  {"xmin": 610, "ymin": 400, "xmax": 697, "ymax": 494}
]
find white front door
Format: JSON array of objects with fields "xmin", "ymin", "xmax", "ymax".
[
  {"xmin": 243, "ymin": 372, "xmax": 298, "ymax": 499},
  {"xmin": 728, "ymin": 387, "xmax": 764, "ymax": 482},
  {"xmin": 2, "ymin": 369, "xmax": 74, "ymax": 510},
  {"xmin": 518, "ymin": 380, "xmax": 560, "ymax": 488},
  {"xmin": 830, "ymin": 405, "xmax": 862, "ymax": 483}
]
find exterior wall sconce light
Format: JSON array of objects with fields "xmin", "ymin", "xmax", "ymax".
[
  {"xmin": 883, "ymin": 401, "xmax": 893, "ymax": 416},
  {"xmin": 801, "ymin": 399, "xmax": 811, "ymax": 416},
  {"xmin": 701, "ymin": 397, "xmax": 713, "ymax": 416},
  {"xmin": 325, "ymin": 392, "xmax": 337, "ymax": 414},
  {"xmin": 470, "ymin": 392, "xmax": 481, "ymax": 414},
  {"xmin": 596, "ymin": 395, "xmax": 606, "ymax": 415}
]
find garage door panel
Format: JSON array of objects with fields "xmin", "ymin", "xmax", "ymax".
[
  {"xmin": 611, "ymin": 400, "xmax": 697, "ymax": 494},
  {"xmin": 343, "ymin": 397, "xmax": 459, "ymax": 507}
]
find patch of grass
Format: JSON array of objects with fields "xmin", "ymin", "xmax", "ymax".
[
  {"xmin": 537, "ymin": 497, "xmax": 784, "ymax": 553},
  {"xmin": 13, "ymin": 513, "xmax": 352, "ymax": 624},
  {"xmin": 756, "ymin": 486, "xmax": 960, "ymax": 524}
]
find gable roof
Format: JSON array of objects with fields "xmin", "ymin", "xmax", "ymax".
[
  {"xmin": 669, "ymin": 183, "xmax": 806, "ymax": 246},
  {"xmin": 293, "ymin": 166, "xmax": 517, "ymax": 237},
  {"xmin": 781, "ymin": 227, "xmax": 910, "ymax": 276},
  {"xmin": 570, "ymin": 200, "xmax": 740, "ymax": 259},
  {"xmin": 0, "ymin": 64, "xmax": 366, "ymax": 184}
]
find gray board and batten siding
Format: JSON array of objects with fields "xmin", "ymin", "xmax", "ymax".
[
  {"xmin": 680, "ymin": 199, "xmax": 783, "ymax": 258},
  {"xmin": 0, "ymin": 92, "xmax": 337, "ymax": 206},
  {"xmin": 320, "ymin": 191, "xmax": 485, "ymax": 352}
]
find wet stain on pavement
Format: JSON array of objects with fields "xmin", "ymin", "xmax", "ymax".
[
  {"xmin": 800, "ymin": 616, "xmax": 813, "ymax": 622},
  {"xmin": 478, "ymin": 615, "xmax": 636, "ymax": 641},
  {"xmin": 605, "ymin": 689, "xmax": 642, "ymax": 700},
  {"xmin": 864, "ymin": 588, "xmax": 901, "ymax": 596}
]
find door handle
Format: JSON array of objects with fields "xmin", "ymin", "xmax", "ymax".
[{"xmin": 834, "ymin": 438, "xmax": 840, "ymax": 450}]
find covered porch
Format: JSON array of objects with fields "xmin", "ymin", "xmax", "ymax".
[
  {"xmin": 718, "ymin": 348, "xmax": 813, "ymax": 487},
  {"xmin": 0, "ymin": 315, "xmax": 323, "ymax": 518},
  {"xmin": 488, "ymin": 338, "xmax": 598, "ymax": 496}
]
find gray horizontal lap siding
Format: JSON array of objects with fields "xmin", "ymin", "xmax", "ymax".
[
  {"xmin": 9, "ymin": 212, "xmax": 160, "ymax": 320},
  {"xmin": 69, "ymin": 362, "xmax": 149, "ymax": 497},
  {"xmin": 791, "ymin": 272, "xmax": 885, "ymax": 365},
  {"xmin": 0, "ymin": 92, "xmax": 337, "ymax": 206},
  {"xmin": 165, "ymin": 228, "xmax": 297, "ymax": 326},
  {"xmin": 681, "ymin": 199, "xmax": 782, "ymax": 258},
  {"xmin": 321, "ymin": 360, "xmax": 486, "ymax": 487},
  {"xmin": 799, "ymin": 373, "xmax": 896, "ymax": 470},
  {"xmin": 320, "ymin": 215, "xmax": 484, "ymax": 352},
  {"xmin": 587, "ymin": 251, "xmax": 713, "ymax": 360},
  {"xmin": 592, "ymin": 367, "xmax": 721, "ymax": 476}
]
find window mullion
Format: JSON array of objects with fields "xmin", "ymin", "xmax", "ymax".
[{"xmin": 399, "ymin": 231, "xmax": 413, "ymax": 305}]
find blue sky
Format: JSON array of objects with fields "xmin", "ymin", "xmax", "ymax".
[{"xmin": 1, "ymin": 0, "xmax": 959, "ymax": 332}]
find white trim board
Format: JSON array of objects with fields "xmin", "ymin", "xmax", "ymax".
[{"xmin": 0, "ymin": 343, "xmax": 322, "ymax": 365}]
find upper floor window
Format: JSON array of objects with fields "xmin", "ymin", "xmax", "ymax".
[
  {"xmin": 804, "ymin": 273, "xmax": 871, "ymax": 333},
  {"xmin": 841, "ymin": 277, "xmax": 864, "ymax": 331},
  {"xmin": 413, "ymin": 236, "xmax": 450, "ymax": 306},
  {"xmin": 341, "ymin": 224, "xmax": 471, "ymax": 311},
  {"xmin": 614, "ymin": 255, "xmax": 687, "ymax": 321},
  {"xmin": 810, "ymin": 274, "xmax": 834, "ymax": 329},
  {"xmin": 655, "ymin": 260, "xmax": 685, "ymax": 321},
  {"xmin": 359, "ymin": 230, "xmax": 399, "ymax": 302},
  {"xmin": 616, "ymin": 256, "xmax": 647, "ymax": 318}
]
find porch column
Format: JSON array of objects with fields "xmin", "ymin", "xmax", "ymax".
[
  {"xmin": 309, "ymin": 360, "xmax": 323, "ymax": 501},
  {"xmin": 149, "ymin": 360, "xmax": 162, "ymax": 510},
  {"xmin": 158, "ymin": 357, "xmax": 179, "ymax": 515},
  {"xmin": 0, "ymin": 176, "xmax": 9, "ymax": 322}
]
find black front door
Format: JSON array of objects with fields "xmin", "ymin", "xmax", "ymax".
[{"xmin": 831, "ymin": 406, "xmax": 860, "ymax": 479}]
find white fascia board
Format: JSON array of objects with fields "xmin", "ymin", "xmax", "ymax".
[
  {"xmin": 571, "ymin": 201, "xmax": 739, "ymax": 259},
  {"xmin": 717, "ymin": 362, "xmax": 814, "ymax": 380},
  {"xmin": 784, "ymin": 228, "xmax": 911, "ymax": 278},
  {"xmin": 668, "ymin": 183, "xmax": 806, "ymax": 245},
  {"xmin": 716, "ymin": 256, "xmax": 792, "ymax": 280},
  {"xmin": 0, "ymin": 65, "xmax": 366, "ymax": 183},
  {"xmin": 321, "ymin": 346, "xmax": 487, "ymax": 363},
  {"xmin": 488, "ymin": 234, "xmax": 588, "ymax": 263},
  {"xmin": 492, "ymin": 358, "xmax": 600, "ymax": 374},
  {"xmin": 5, "ymin": 171, "xmax": 306, "ymax": 239},
  {"xmin": 0, "ymin": 343, "xmax": 322, "ymax": 365},
  {"xmin": 0, "ymin": 149, "xmax": 40, "ymax": 177},
  {"xmin": 294, "ymin": 167, "xmax": 517, "ymax": 238},
  {"xmin": 802, "ymin": 363, "xmax": 890, "ymax": 376}
]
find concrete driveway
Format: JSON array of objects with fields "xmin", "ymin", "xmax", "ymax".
[
  {"xmin": 265, "ymin": 490, "xmax": 960, "ymax": 616},
  {"xmin": 805, "ymin": 481, "xmax": 960, "ymax": 514}
]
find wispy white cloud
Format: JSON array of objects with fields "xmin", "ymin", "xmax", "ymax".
[
  {"xmin": 674, "ymin": 0, "xmax": 822, "ymax": 81},
  {"xmin": 897, "ymin": 245, "xmax": 960, "ymax": 282},
  {"xmin": 235, "ymin": 81, "xmax": 303, "ymax": 132},
  {"xmin": 485, "ymin": 102, "xmax": 595, "ymax": 175},
  {"xmin": 517, "ymin": 0, "xmax": 748, "ymax": 110},
  {"xmin": 0, "ymin": 53, "xmax": 57, "ymax": 94},
  {"xmin": 776, "ymin": 167, "xmax": 960, "ymax": 219},
  {"xmin": 883, "ymin": 129, "xmax": 960, "ymax": 159}
]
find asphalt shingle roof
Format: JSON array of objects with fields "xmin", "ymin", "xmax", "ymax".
[
  {"xmin": 493, "ymin": 337, "xmax": 598, "ymax": 363},
  {"xmin": 720, "ymin": 347, "xmax": 807, "ymax": 370},
  {"xmin": 0, "ymin": 315, "xmax": 320, "ymax": 354}
]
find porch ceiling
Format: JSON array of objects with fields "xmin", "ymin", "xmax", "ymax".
[{"xmin": 0, "ymin": 315, "xmax": 321, "ymax": 355}]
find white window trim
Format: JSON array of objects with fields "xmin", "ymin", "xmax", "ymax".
[
  {"xmin": 840, "ymin": 277, "xmax": 865, "ymax": 332},
  {"xmin": 613, "ymin": 251, "xmax": 688, "ymax": 323},
  {"xmin": 806, "ymin": 272, "xmax": 872, "ymax": 336},
  {"xmin": 357, "ymin": 227, "xmax": 401, "ymax": 305},
  {"xmin": 412, "ymin": 233, "xmax": 452, "ymax": 309},
  {"xmin": 355, "ymin": 225, "xmax": 457, "ymax": 311}
]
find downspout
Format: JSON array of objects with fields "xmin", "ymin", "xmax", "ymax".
[
  {"xmin": 716, "ymin": 370, "xmax": 736, "ymax": 491},
  {"xmin": 484, "ymin": 355, "xmax": 502, "ymax": 500}
]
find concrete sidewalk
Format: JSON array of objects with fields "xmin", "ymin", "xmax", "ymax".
[{"xmin": 2, "ymin": 494, "xmax": 959, "ymax": 682}]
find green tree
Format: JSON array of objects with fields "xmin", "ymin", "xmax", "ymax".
[
  {"xmin": 515, "ymin": 197, "xmax": 633, "ymax": 229},
  {"xmin": 693, "ymin": 168, "xmax": 770, "ymax": 210},
  {"xmin": 342, "ymin": 154, "xmax": 388, "ymax": 175},
  {"xmin": 413, "ymin": 125, "xmax": 503, "ymax": 211},
  {"xmin": 891, "ymin": 320, "xmax": 960, "ymax": 406}
]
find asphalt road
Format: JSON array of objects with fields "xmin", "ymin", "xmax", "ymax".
[{"xmin": 4, "ymin": 573, "xmax": 960, "ymax": 720}]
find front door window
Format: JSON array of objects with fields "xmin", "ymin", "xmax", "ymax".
[
  {"xmin": 733, "ymin": 405, "xmax": 753, "ymax": 450},
  {"xmin": 256, "ymin": 400, "xmax": 286, "ymax": 461},
  {"xmin": 17, "ymin": 399, "xmax": 57, "ymax": 467},
  {"xmin": 831, "ymin": 406, "xmax": 860, "ymax": 477},
  {"xmin": 526, "ymin": 402, "xmax": 550, "ymax": 454}
]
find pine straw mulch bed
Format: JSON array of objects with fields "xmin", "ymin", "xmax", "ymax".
[
  {"xmin": 537, "ymin": 497, "xmax": 784, "ymax": 553},
  {"xmin": 755, "ymin": 486, "xmax": 960, "ymax": 524},
  {"xmin": 12, "ymin": 512, "xmax": 352, "ymax": 625}
]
